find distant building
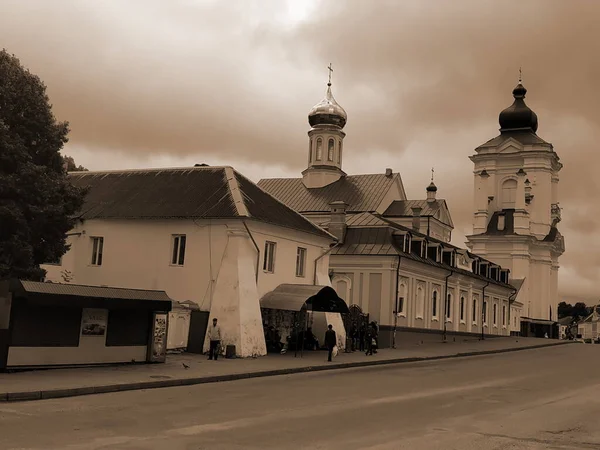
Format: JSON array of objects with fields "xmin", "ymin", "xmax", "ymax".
[
  {"xmin": 259, "ymin": 76, "xmax": 520, "ymax": 344},
  {"xmin": 42, "ymin": 166, "xmax": 338, "ymax": 357},
  {"xmin": 577, "ymin": 306, "xmax": 600, "ymax": 342}
]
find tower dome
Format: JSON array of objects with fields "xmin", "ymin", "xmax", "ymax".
[
  {"xmin": 498, "ymin": 81, "xmax": 538, "ymax": 133},
  {"xmin": 308, "ymin": 82, "xmax": 347, "ymax": 129},
  {"xmin": 426, "ymin": 181, "xmax": 438, "ymax": 192}
]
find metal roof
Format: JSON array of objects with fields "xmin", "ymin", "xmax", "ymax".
[
  {"xmin": 383, "ymin": 199, "xmax": 454, "ymax": 228},
  {"xmin": 257, "ymin": 173, "xmax": 400, "ymax": 213},
  {"xmin": 14, "ymin": 280, "xmax": 173, "ymax": 302},
  {"xmin": 260, "ymin": 284, "xmax": 349, "ymax": 313},
  {"xmin": 477, "ymin": 130, "xmax": 550, "ymax": 149},
  {"xmin": 68, "ymin": 166, "xmax": 332, "ymax": 239}
]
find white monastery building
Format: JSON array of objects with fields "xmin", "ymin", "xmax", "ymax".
[
  {"xmin": 259, "ymin": 75, "xmax": 523, "ymax": 344},
  {"xmin": 42, "ymin": 166, "xmax": 340, "ymax": 357},
  {"xmin": 465, "ymin": 78, "xmax": 565, "ymax": 330}
]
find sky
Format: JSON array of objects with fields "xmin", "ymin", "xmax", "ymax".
[{"xmin": 1, "ymin": 0, "xmax": 598, "ymax": 303}]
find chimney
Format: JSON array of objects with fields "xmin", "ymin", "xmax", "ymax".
[
  {"xmin": 385, "ymin": 168, "xmax": 393, "ymax": 177},
  {"xmin": 329, "ymin": 201, "xmax": 348, "ymax": 243},
  {"xmin": 411, "ymin": 206, "xmax": 422, "ymax": 232}
]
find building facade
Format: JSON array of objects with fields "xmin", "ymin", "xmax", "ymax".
[
  {"xmin": 259, "ymin": 75, "xmax": 521, "ymax": 342},
  {"xmin": 466, "ymin": 80, "xmax": 565, "ymax": 325},
  {"xmin": 42, "ymin": 166, "xmax": 338, "ymax": 357}
]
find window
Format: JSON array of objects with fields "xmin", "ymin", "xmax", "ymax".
[
  {"xmin": 308, "ymin": 138, "xmax": 313, "ymax": 163},
  {"xmin": 446, "ymin": 293, "xmax": 452, "ymax": 319},
  {"xmin": 337, "ymin": 141, "xmax": 342, "ymax": 164},
  {"xmin": 295, "ymin": 247, "xmax": 307, "ymax": 277},
  {"xmin": 493, "ymin": 303, "xmax": 497, "ymax": 326},
  {"xmin": 502, "ymin": 305, "xmax": 506, "ymax": 326},
  {"xmin": 501, "ymin": 179, "xmax": 517, "ymax": 209},
  {"xmin": 90, "ymin": 237, "xmax": 104, "ymax": 266},
  {"xmin": 327, "ymin": 138, "xmax": 335, "ymax": 161},
  {"xmin": 171, "ymin": 235, "xmax": 186, "ymax": 266},
  {"xmin": 263, "ymin": 241, "xmax": 276, "ymax": 273},
  {"xmin": 483, "ymin": 300, "xmax": 488, "ymax": 325},
  {"xmin": 472, "ymin": 298, "xmax": 478, "ymax": 323},
  {"xmin": 316, "ymin": 138, "xmax": 323, "ymax": 160},
  {"xmin": 416, "ymin": 286, "xmax": 424, "ymax": 319},
  {"xmin": 432, "ymin": 291, "xmax": 438, "ymax": 318},
  {"xmin": 460, "ymin": 296, "xmax": 465, "ymax": 322},
  {"xmin": 397, "ymin": 296, "xmax": 405, "ymax": 315}
]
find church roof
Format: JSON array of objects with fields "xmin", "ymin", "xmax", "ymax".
[
  {"xmin": 477, "ymin": 130, "xmax": 550, "ymax": 149},
  {"xmin": 257, "ymin": 173, "xmax": 401, "ymax": 213},
  {"xmin": 68, "ymin": 166, "xmax": 333, "ymax": 239},
  {"xmin": 383, "ymin": 199, "xmax": 454, "ymax": 228}
]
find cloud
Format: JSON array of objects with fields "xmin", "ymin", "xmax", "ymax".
[{"xmin": 1, "ymin": 0, "xmax": 598, "ymax": 302}]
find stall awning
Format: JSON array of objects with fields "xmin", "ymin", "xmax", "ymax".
[
  {"xmin": 521, "ymin": 317, "xmax": 557, "ymax": 325},
  {"xmin": 7, "ymin": 279, "xmax": 173, "ymax": 311},
  {"xmin": 260, "ymin": 284, "xmax": 349, "ymax": 314}
]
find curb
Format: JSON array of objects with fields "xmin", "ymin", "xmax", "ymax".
[{"xmin": 0, "ymin": 341, "xmax": 571, "ymax": 403}]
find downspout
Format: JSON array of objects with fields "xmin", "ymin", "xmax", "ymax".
[
  {"xmin": 313, "ymin": 242, "xmax": 340, "ymax": 285},
  {"xmin": 481, "ymin": 281, "xmax": 490, "ymax": 340},
  {"xmin": 507, "ymin": 288, "xmax": 518, "ymax": 336},
  {"xmin": 442, "ymin": 270, "xmax": 454, "ymax": 342},
  {"xmin": 242, "ymin": 221, "xmax": 260, "ymax": 282},
  {"xmin": 392, "ymin": 255, "xmax": 402, "ymax": 349}
]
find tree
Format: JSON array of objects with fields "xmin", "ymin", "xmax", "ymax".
[
  {"xmin": 558, "ymin": 301, "xmax": 573, "ymax": 319},
  {"xmin": 62, "ymin": 155, "xmax": 88, "ymax": 172},
  {"xmin": 572, "ymin": 302, "xmax": 591, "ymax": 321},
  {"xmin": 0, "ymin": 49, "xmax": 87, "ymax": 281}
]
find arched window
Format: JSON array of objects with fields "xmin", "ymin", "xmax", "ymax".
[
  {"xmin": 397, "ymin": 283, "xmax": 406, "ymax": 315},
  {"xmin": 493, "ymin": 303, "xmax": 497, "ymax": 326},
  {"xmin": 446, "ymin": 293, "xmax": 452, "ymax": 319},
  {"xmin": 502, "ymin": 305, "xmax": 506, "ymax": 326},
  {"xmin": 416, "ymin": 286, "xmax": 424, "ymax": 319},
  {"xmin": 337, "ymin": 141, "xmax": 342, "ymax": 164},
  {"xmin": 460, "ymin": 296, "xmax": 465, "ymax": 322},
  {"xmin": 432, "ymin": 291, "xmax": 438, "ymax": 318},
  {"xmin": 308, "ymin": 138, "xmax": 313, "ymax": 164},
  {"xmin": 472, "ymin": 296, "xmax": 478, "ymax": 323},
  {"xmin": 327, "ymin": 138, "xmax": 335, "ymax": 161},
  {"xmin": 316, "ymin": 138, "xmax": 323, "ymax": 160},
  {"xmin": 501, "ymin": 179, "xmax": 517, "ymax": 209}
]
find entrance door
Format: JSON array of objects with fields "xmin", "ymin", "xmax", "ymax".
[{"xmin": 186, "ymin": 311, "xmax": 210, "ymax": 354}]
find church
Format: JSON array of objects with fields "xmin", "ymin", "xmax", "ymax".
[
  {"xmin": 465, "ymin": 76, "xmax": 565, "ymax": 337},
  {"xmin": 257, "ymin": 71, "xmax": 541, "ymax": 344}
]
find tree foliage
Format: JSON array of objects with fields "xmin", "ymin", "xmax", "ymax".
[
  {"xmin": 63, "ymin": 155, "xmax": 88, "ymax": 172},
  {"xmin": 0, "ymin": 49, "xmax": 87, "ymax": 281},
  {"xmin": 558, "ymin": 301, "xmax": 593, "ymax": 321}
]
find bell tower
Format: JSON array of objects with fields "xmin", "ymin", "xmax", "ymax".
[
  {"xmin": 302, "ymin": 64, "xmax": 347, "ymax": 189},
  {"xmin": 466, "ymin": 74, "xmax": 565, "ymax": 322}
]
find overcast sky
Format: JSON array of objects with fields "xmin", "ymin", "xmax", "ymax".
[{"xmin": 1, "ymin": 0, "xmax": 598, "ymax": 303}]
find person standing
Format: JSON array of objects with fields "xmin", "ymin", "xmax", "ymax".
[
  {"xmin": 324, "ymin": 324, "xmax": 337, "ymax": 362},
  {"xmin": 207, "ymin": 317, "xmax": 222, "ymax": 360}
]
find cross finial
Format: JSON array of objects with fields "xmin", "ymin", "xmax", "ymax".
[
  {"xmin": 431, "ymin": 167, "xmax": 434, "ymax": 181},
  {"xmin": 519, "ymin": 67, "xmax": 522, "ymax": 83},
  {"xmin": 327, "ymin": 63, "xmax": 333, "ymax": 86}
]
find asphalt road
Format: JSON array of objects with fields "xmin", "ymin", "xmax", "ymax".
[{"xmin": 1, "ymin": 344, "xmax": 599, "ymax": 450}]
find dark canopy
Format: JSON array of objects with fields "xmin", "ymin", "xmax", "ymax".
[{"xmin": 260, "ymin": 284, "xmax": 349, "ymax": 314}]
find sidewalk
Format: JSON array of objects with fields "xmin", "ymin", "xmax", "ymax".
[{"xmin": 0, "ymin": 337, "xmax": 570, "ymax": 402}]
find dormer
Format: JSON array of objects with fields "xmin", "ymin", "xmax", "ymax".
[
  {"xmin": 427, "ymin": 242, "xmax": 442, "ymax": 263},
  {"xmin": 442, "ymin": 248, "xmax": 456, "ymax": 267}
]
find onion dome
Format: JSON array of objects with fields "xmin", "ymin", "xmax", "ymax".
[
  {"xmin": 426, "ymin": 181, "xmax": 438, "ymax": 192},
  {"xmin": 308, "ymin": 83, "xmax": 347, "ymax": 129},
  {"xmin": 499, "ymin": 82, "xmax": 538, "ymax": 133}
]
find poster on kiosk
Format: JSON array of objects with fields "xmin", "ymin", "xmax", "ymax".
[{"xmin": 148, "ymin": 312, "xmax": 168, "ymax": 363}]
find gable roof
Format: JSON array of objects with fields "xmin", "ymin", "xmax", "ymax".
[
  {"xmin": 257, "ymin": 173, "xmax": 401, "ymax": 213},
  {"xmin": 68, "ymin": 166, "xmax": 333, "ymax": 239},
  {"xmin": 383, "ymin": 199, "xmax": 454, "ymax": 228}
]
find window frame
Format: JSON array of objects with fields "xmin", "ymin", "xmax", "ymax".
[
  {"xmin": 327, "ymin": 138, "xmax": 335, "ymax": 161},
  {"xmin": 445, "ymin": 292, "xmax": 452, "ymax": 321},
  {"xmin": 263, "ymin": 241, "xmax": 277, "ymax": 273},
  {"xmin": 472, "ymin": 297, "xmax": 478, "ymax": 324},
  {"xmin": 432, "ymin": 290, "xmax": 439, "ymax": 320},
  {"xmin": 315, "ymin": 138, "xmax": 323, "ymax": 161},
  {"xmin": 295, "ymin": 246, "xmax": 307, "ymax": 277},
  {"xmin": 90, "ymin": 236, "xmax": 104, "ymax": 266},
  {"xmin": 171, "ymin": 234, "xmax": 187, "ymax": 266}
]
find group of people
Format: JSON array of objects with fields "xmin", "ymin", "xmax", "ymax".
[{"xmin": 348, "ymin": 321, "xmax": 379, "ymax": 355}]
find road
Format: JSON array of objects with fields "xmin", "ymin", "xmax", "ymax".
[{"xmin": 1, "ymin": 344, "xmax": 599, "ymax": 449}]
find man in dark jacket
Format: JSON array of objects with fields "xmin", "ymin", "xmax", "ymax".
[{"xmin": 324, "ymin": 325, "xmax": 337, "ymax": 362}]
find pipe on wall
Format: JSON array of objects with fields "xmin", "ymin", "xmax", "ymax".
[
  {"xmin": 442, "ymin": 270, "xmax": 454, "ymax": 342},
  {"xmin": 313, "ymin": 242, "xmax": 340, "ymax": 285},
  {"xmin": 481, "ymin": 281, "xmax": 490, "ymax": 340},
  {"xmin": 242, "ymin": 221, "xmax": 260, "ymax": 283},
  {"xmin": 392, "ymin": 255, "xmax": 402, "ymax": 348}
]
